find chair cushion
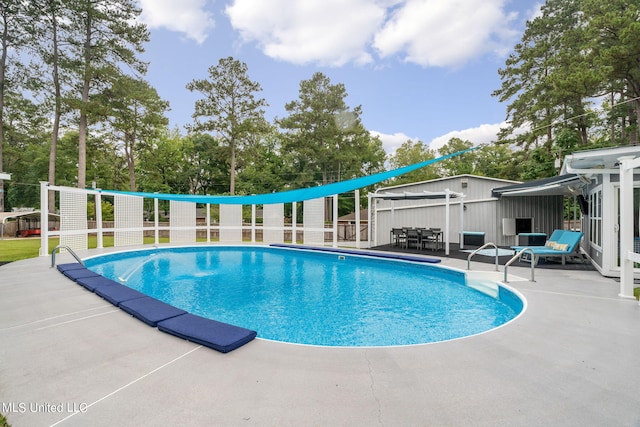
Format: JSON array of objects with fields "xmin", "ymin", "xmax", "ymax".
[
  {"xmin": 157, "ymin": 313, "xmax": 257, "ymax": 353},
  {"xmin": 119, "ymin": 297, "xmax": 187, "ymax": 327}
]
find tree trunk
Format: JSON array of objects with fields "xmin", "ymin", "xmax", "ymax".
[
  {"xmin": 0, "ymin": 13, "xmax": 7, "ymax": 212},
  {"xmin": 629, "ymin": 102, "xmax": 638, "ymax": 145},
  {"xmin": 635, "ymin": 98, "xmax": 640, "ymax": 146},
  {"xmin": 48, "ymin": 9, "xmax": 61, "ymax": 212},
  {"xmin": 610, "ymin": 93, "xmax": 616, "ymax": 144},
  {"xmin": 229, "ymin": 138, "xmax": 235, "ymax": 194},
  {"xmin": 126, "ymin": 135, "xmax": 136, "ymax": 191},
  {"xmin": 78, "ymin": 9, "xmax": 92, "ymax": 189}
]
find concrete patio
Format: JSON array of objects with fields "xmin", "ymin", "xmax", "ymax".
[{"xmin": 1, "ymin": 247, "xmax": 639, "ymax": 426}]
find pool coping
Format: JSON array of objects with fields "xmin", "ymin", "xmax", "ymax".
[{"xmin": 2, "ymin": 244, "xmax": 640, "ymax": 426}]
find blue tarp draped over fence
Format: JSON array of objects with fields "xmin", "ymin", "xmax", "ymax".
[{"xmin": 99, "ymin": 147, "xmax": 476, "ymax": 205}]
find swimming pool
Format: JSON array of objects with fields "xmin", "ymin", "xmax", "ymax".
[{"xmin": 84, "ymin": 246, "xmax": 525, "ymax": 347}]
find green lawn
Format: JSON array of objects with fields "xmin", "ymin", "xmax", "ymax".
[{"xmin": 0, "ymin": 236, "xmax": 169, "ymax": 263}]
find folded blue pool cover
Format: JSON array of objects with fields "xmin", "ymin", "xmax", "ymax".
[
  {"xmin": 119, "ymin": 297, "xmax": 187, "ymax": 327},
  {"xmin": 158, "ymin": 313, "xmax": 257, "ymax": 353},
  {"xmin": 270, "ymin": 243, "xmax": 442, "ymax": 263}
]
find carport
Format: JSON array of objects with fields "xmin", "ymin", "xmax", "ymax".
[{"xmin": 0, "ymin": 211, "xmax": 59, "ymax": 239}]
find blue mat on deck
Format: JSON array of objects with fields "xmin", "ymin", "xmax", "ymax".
[
  {"xmin": 120, "ymin": 297, "xmax": 187, "ymax": 327},
  {"xmin": 95, "ymin": 283, "xmax": 147, "ymax": 306},
  {"xmin": 62, "ymin": 267, "xmax": 101, "ymax": 281},
  {"xmin": 56, "ymin": 262, "xmax": 86, "ymax": 273},
  {"xmin": 157, "ymin": 313, "xmax": 257, "ymax": 353},
  {"xmin": 76, "ymin": 275, "xmax": 120, "ymax": 292}
]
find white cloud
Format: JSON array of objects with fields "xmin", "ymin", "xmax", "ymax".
[
  {"xmin": 372, "ymin": 122, "xmax": 507, "ymax": 157},
  {"xmin": 529, "ymin": 2, "xmax": 544, "ymax": 20},
  {"xmin": 226, "ymin": 0, "xmax": 389, "ymax": 66},
  {"xmin": 374, "ymin": 0, "xmax": 518, "ymax": 67},
  {"xmin": 427, "ymin": 122, "xmax": 505, "ymax": 153},
  {"xmin": 139, "ymin": 0, "xmax": 215, "ymax": 44},
  {"xmin": 370, "ymin": 130, "xmax": 419, "ymax": 156},
  {"xmin": 225, "ymin": 0, "xmax": 519, "ymax": 68}
]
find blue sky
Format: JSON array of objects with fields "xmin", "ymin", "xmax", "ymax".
[{"xmin": 138, "ymin": 0, "xmax": 542, "ymax": 155}]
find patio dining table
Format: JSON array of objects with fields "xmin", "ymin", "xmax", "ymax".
[{"xmin": 391, "ymin": 228, "xmax": 443, "ymax": 251}]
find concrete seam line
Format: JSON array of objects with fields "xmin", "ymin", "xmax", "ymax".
[
  {"xmin": 48, "ymin": 345, "xmax": 203, "ymax": 427},
  {"xmin": 35, "ymin": 310, "xmax": 120, "ymax": 331}
]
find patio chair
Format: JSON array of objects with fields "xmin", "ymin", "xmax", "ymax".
[
  {"xmin": 405, "ymin": 228, "xmax": 420, "ymax": 249},
  {"xmin": 420, "ymin": 229, "xmax": 437, "ymax": 250},
  {"xmin": 511, "ymin": 230, "xmax": 583, "ymax": 265},
  {"xmin": 391, "ymin": 228, "xmax": 406, "ymax": 247}
]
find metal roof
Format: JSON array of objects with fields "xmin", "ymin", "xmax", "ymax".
[{"xmin": 491, "ymin": 174, "xmax": 584, "ymax": 197}]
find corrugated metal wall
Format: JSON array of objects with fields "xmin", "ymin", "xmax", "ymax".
[{"xmin": 495, "ymin": 196, "xmax": 565, "ymax": 246}]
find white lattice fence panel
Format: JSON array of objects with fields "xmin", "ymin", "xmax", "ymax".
[
  {"xmin": 263, "ymin": 203, "xmax": 284, "ymax": 243},
  {"xmin": 59, "ymin": 190, "xmax": 88, "ymax": 252},
  {"xmin": 220, "ymin": 204, "xmax": 242, "ymax": 242},
  {"xmin": 114, "ymin": 195, "xmax": 143, "ymax": 247},
  {"xmin": 170, "ymin": 200, "xmax": 196, "ymax": 243},
  {"xmin": 304, "ymin": 198, "xmax": 325, "ymax": 244}
]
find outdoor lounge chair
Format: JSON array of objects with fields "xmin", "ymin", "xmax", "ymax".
[{"xmin": 511, "ymin": 230, "xmax": 583, "ymax": 265}]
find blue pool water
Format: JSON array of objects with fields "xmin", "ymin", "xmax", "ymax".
[{"xmin": 84, "ymin": 246, "xmax": 524, "ymax": 347}]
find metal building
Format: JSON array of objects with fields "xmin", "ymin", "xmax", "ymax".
[{"xmin": 371, "ymin": 174, "xmax": 566, "ymax": 248}]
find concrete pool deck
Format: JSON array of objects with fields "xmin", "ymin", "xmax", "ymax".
[{"xmin": 1, "ymin": 246, "xmax": 639, "ymax": 426}]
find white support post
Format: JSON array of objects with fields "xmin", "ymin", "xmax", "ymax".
[
  {"xmin": 251, "ymin": 204, "xmax": 256, "ymax": 243},
  {"xmin": 367, "ymin": 194, "xmax": 373, "ymax": 248},
  {"xmin": 95, "ymin": 192, "xmax": 103, "ymax": 249},
  {"xmin": 206, "ymin": 203, "xmax": 211, "ymax": 243},
  {"xmin": 459, "ymin": 197, "xmax": 465, "ymax": 251},
  {"xmin": 333, "ymin": 194, "xmax": 338, "ymax": 248},
  {"xmin": 292, "ymin": 202, "xmax": 297, "ymax": 244},
  {"xmin": 154, "ymin": 197, "xmax": 159, "ymax": 245},
  {"xmin": 619, "ymin": 156, "xmax": 635, "ymax": 298},
  {"xmin": 445, "ymin": 189, "xmax": 450, "ymax": 255},
  {"xmin": 39, "ymin": 181, "xmax": 49, "ymax": 256},
  {"xmin": 355, "ymin": 189, "xmax": 361, "ymax": 249}
]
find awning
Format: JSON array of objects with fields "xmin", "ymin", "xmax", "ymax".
[
  {"xmin": 491, "ymin": 174, "xmax": 584, "ymax": 197},
  {"xmin": 561, "ymin": 145, "xmax": 640, "ymax": 174}
]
